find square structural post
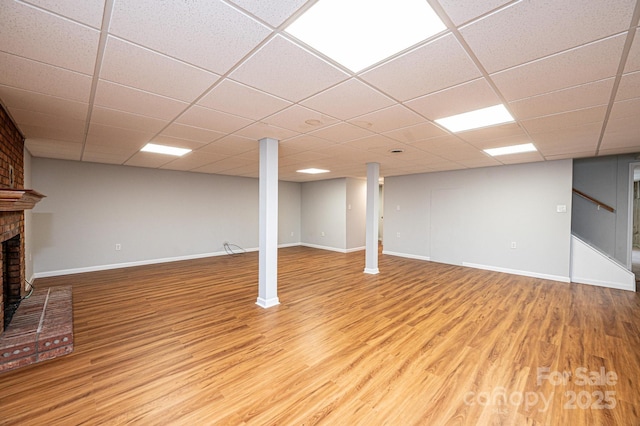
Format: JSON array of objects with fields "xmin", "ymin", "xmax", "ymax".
[
  {"xmin": 365, "ymin": 162, "xmax": 380, "ymax": 274},
  {"xmin": 257, "ymin": 137, "xmax": 280, "ymax": 308}
]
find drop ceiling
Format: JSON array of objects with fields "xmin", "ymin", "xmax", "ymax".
[{"xmin": 0, "ymin": 0, "xmax": 639, "ymax": 182}]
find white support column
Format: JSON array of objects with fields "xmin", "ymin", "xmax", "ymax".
[
  {"xmin": 256, "ymin": 137, "xmax": 280, "ymax": 308},
  {"xmin": 364, "ymin": 162, "xmax": 380, "ymax": 274}
]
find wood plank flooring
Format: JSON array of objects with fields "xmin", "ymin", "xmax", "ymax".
[{"xmin": 1, "ymin": 246, "xmax": 639, "ymax": 425}]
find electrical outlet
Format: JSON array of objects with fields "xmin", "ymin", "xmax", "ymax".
[
  {"xmin": 397, "ymin": 232, "xmax": 401, "ymax": 238},
  {"xmin": 321, "ymin": 231, "xmax": 325, "ymax": 237},
  {"xmin": 290, "ymin": 231, "xmax": 294, "ymax": 237},
  {"xmin": 115, "ymin": 244, "xmax": 121, "ymax": 251},
  {"xmin": 510, "ymin": 242, "xmax": 517, "ymax": 249}
]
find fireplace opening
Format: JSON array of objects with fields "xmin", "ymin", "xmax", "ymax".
[{"xmin": 2, "ymin": 235, "xmax": 22, "ymax": 331}]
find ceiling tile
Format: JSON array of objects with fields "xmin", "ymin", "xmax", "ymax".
[
  {"xmin": 192, "ymin": 156, "xmax": 256, "ymax": 174},
  {"xmin": 0, "ymin": 52, "xmax": 92, "ymax": 102},
  {"xmin": 19, "ymin": 123, "xmax": 85, "ymax": 143},
  {"xmin": 227, "ymin": 0, "xmax": 308, "ymax": 27},
  {"xmin": 160, "ymin": 123, "xmax": 225, "ymax": 144},
  {"xmin": 21, "ymin": 0, "xmax": 105, "ymax": 28},
  {"xmin": 0, "ymin": 85, "xmax": 88, "ymax": 120},
  {"xmin": 109, "ymin": 0, "xmax": 271, "ymax": 74},
  {"xmin": 198, "ymin": 79, "xmax": 291, "ymax": 120},
  {"xmin": 601, "ymin": 114, "xmax": 640, "ymax": 151},
  {"xmin": 280, "ymin": 135, "xmax": 338, "ymax": 153},
  {"xmin": 457, "ymin": 122, "xmax": 526, "ymax": 143},
  {"xmin": 263, "ymin": 105, "xmax": 338, "ymax": 133},
  {"xmin": 308, "ymin": 122, "xmax": 375, "ymax": 143},
  {"xmin": 460, "ymin": 0, "xmax": 635, "ymax": 73},
  {"xmin": 465, "ymin": 133, "xmax": 533, "ymax": 151},
  {"xmin": 10, "ymin": 108, "xmax": 86, "ymax": 141},
  {"xmin": 361, "ymin": 34, "xmax": 482, "ymax": 101},
  {"xmin": 616, "ymin": 71, "xmax": 640, "ymax": 101},
  {"xmin": 85, "ymin": 123, "xmax": 154, "ymax": 150},
  {"xmin": 124, "ymin": 152, "xmax": 174, "ymax": 169},
  {"xmin": 406, "ymin": 78, "xmax": 500, "ymax": 120},
  {"xmin": 81, "ymin": 146, "xmax": 134, "ymax": 165},
  {"xmin": 176, "ymin": 105, "xmax": 253, "ymax": 134},
  {"xmin": 94, "ymin": 80, "xmax": 188, "ymax": 120},
  {"xmin": 493, "ymin": 151, "xmax": 545, "ymax": 165},
  {"xmin": 301, "ymin": 79, "xmax": 395, "ymax": 120},
  {"xmin": 199, "ymin": 135, "xmax": 259, "ymax": 155},
  {"xmin": 100, "ymin": 37, "xmax": 220, "ymax": 102},
  {"xmin": 522, "ymin": 106, "xmax": 607, "ymax": 134},
  {"xmin": 623, "ymin": 28, "xmax": 640, "ymax": 73},
  {"xmin": 146, "ymin": 136, "xmax": 206, "ymax": 151},
  {"xmin": 492, "ymin": 34, "xmax": 626, "ymax": 101},
  {"xmin": 90, "ymin": 107, "xmax": 168, "ymax": 134},
  {"xmin": 343, "ymin": 134, "xmax": 403, "ymax": 151},
  {"xmin": 383, "ymin": 122, "xmax": 447, "ymax": 143},
  {"xmin": 409, "ymin": 135, "xmax": 471, "ymax": 156},
  {"xmin": 0, "ymin": 0, "xmax": 100, "ymax": 74},
  {"xmin": 25, "ymin": 138, "xmax": 83, "ymax": 160},
  {"xmin": 230, "ymin": 35, "xmax": 349, "ymax": 102},
  {"xmin": 160, "ymin": 151, "xmax": 228, "ymax": 171},
  {"xmin": 279, "ymin": 150, "xmax": 333, "ymax": 167},
  {"xmin": 509, "ymin": 78, "xmax": 614, "ymax": 120},
  {"xmin": 234, "ymin": 121, "xmax": 298, "ymax": 141},
  {"xmin": 437, "ymin": 0, "xmax": 511, "ymax": 26},
  {"xmin": 349, "ymin": 104, "xmax": 424, "ymax": 133},
  {"xmin": 529, "ymin": 122, "xmax": 602, "ymax": 155}
]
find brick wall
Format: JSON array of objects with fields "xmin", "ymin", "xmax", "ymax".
[{"xmin": 0, "ymin": 103, "xmax": 26, "ymax": 334}]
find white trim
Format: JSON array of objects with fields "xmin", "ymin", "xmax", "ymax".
[
  {"xmin": 382, "ymin": 250, "xmax": 431, "ymax": 262},
  {"xmin": 301, "ymin": 243, "xmax": 348, "ymax": 253},
  {"xmin": 346, "ymin": 246, "xmax": 366, "ymax": 253},
  {"xmin": 33, "ymin": 248, "xmax": 259, "ymax": 279},
  {"xmin": 363, "ymin": 267, "xmax": 379, "ymax": 274},
  {"xmin": 256, "ymin": 297, "xmax": 280, "ymax": 308},
  {"xmin": 570, "ymin": 276, "xmax": 635, "ymax": 291},
  {"xmin": 463, "ymin": 262, "xmax": 571, "ymax": 283},
  {"xmin": 278, "ymin": 242, "xmax": 301, "ymax": 248},
  {"xmin": 627, "ymin": 162, "xmax": 640, "ymax": 269}
]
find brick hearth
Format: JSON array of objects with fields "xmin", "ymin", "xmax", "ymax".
[{"xmin": 0, "ymin": 286, "xmax": 73, "ymax": 373}]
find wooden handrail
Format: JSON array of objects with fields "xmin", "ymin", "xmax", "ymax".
[{"xmin": 572, "ymin": 188, "xmax": 615, "ymax": 213}]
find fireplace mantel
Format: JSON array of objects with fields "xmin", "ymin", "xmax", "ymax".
[{"xmin": 0, "ymin": 189, "xmax": 45, "ymax": 211}]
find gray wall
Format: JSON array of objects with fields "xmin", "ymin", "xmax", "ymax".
[
  {"xmin": 346, "ymin": 178, "xmax": 366, "ymax": 250},
  {"xmin": 32, "ymin": 158, "xmax": 301, "ymax": 275},
  {"xmin": 383, "ymin": 160, "xmax": 573, "ymax": 280},
  {"xmin": 572, "ymin": 154, "xmax": 637, "ymax": 266},
  {"xmin": 301, "ymin": 178, "xmax": 346, "ymax": 250}
]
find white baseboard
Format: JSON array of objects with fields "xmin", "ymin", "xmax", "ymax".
[
  {"xmin": 256, "ymin": 297, "xmax": 280, "ymax": 308},
  {"xmin": 33, "ymin": 248, "xmax": 259, "ymax": 279},
  {"xmin": 301, "ymin": 243, "xmax": 348, "ymax": 253},
  {"xmin": 462, "ymin": 262, "xmax": 571, "ymax": 283},
  {"xmin": 382, "ymin": 250, "xmax": 431, "ymax": 262},
  {"xmin": 364, "ymin": 267, "xmax": 379, "ymax": 274},
  {"xmin": 571, "ymin": 276, "xmax": 635, "ymax": 292},
  {"xmin": 346, "ymin": 246, "xmax": 366, "ymax": 253}
]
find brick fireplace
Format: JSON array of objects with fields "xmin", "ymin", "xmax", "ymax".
[{"xmin": 0, "ymin": 103, "xmax": 26, "ymax": 336}]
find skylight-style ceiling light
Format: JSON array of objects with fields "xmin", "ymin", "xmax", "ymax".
[
  {"xmin": 140, "ymin": 143, "xmax": 192, "ymax": 156},
  {"xmin": 297, "ymin": 168, "xmax": 330, "ymax": 174},
  {"xmin": 435, "ymin": 104, "xmax": 515, "ymax": 133},
  {"xmin": 285, "ymin": 0, "xmax": 447, "ymax": 73},
  {"xmin": 484, "ymin": 143, "xmax": 537, "ymax": 157}
]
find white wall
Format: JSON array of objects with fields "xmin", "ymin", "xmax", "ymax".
[
  {"xmin": 572, "ymin": 154, "xmax": 636, "ymax": 266},
  {"xmin": 346, "ymin": 178, "xmax": 366, "ymax": 251},
  {"xmin": 383, "ymin": 160, "xmax": 573, "ymax": 281},
  {"xmin": 301, "ymin": 178, "xmax": 346, "ymax": 251},
  {"xmin": 31, "ymin": 158, "xmax": 301, "ymax": 276}
]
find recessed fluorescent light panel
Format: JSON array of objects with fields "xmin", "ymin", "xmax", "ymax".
[
  {"xmin": 140, "ymin": 143, "xmax": 191, "ymax": 156},
  {"xmin": 435, "ymin": 104, "xmax": 515, "ymax": 133},
  {"xmin": 285, "ymin": 0, "xmax": 446, "ymax": 73},
  {"xmin": 297, "ymin": 168, "xmax": 330, "ymax": 174},
  {"xmin": 484, "ymin": 143, "xmax": 537, "ymax": 157}
]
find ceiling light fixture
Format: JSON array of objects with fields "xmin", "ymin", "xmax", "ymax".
[
  {"xmin": 390, "ymin": 149, "xmax": 405, "ymax": 153},
  {"xmin": 297, "ymin": 168, "xmax": 330, "ymax": 174},
  {"xmin": 484, "ymin": 143, "xmax": 537, "ymax": 157},
  {"xmin": 435, "ymin": 104, "xmax": 515, "ymax": 133},
  {"xmin": 140, "ymin": 143, "xmax": 192, "ymax": 156},
  {"xmin": 285, "ymin": 0, "xmax": 446, "ymax": 73}
]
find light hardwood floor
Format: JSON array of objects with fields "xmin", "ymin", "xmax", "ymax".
[{"xmin": 1, "ymin": 246, "xmax": 639, "ymax": 425}]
